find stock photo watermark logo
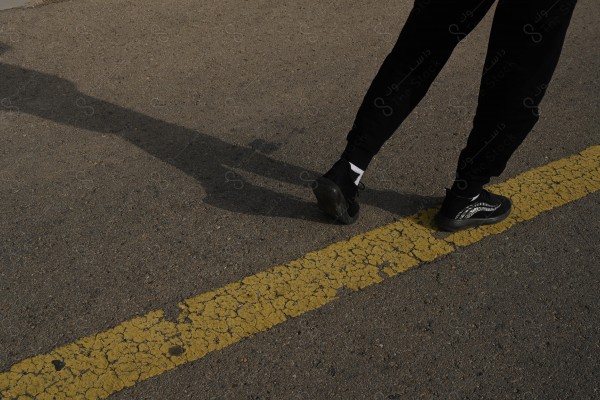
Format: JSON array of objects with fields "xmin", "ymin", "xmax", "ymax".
[
  {"xmin": 522, "ymin": 83, "xmax": 549, "ymax": 117},
  {"xmin": 522, "ymin": 0, "xmax": 576, "ymax": 44},
  {"xmin": 300, "ymin": 170, "xmax": 318, "ymax": 190},
  {"xmin": 75, "ymin": 96, "xmax": 95, "ymax": 116},
  {"xmin": 481, "ymin": 49, "xmax": 518, "ymax": 89},
  {"xmin": 0, "ymin": 97, "xmax": 18, "ymax": 112},
  {"xmin": 456, "ymin": 122, "xmax": 513, "ymax": 188},
  {"xmin": 152, "ymin": 25, "xmax": 169, "ymax": 43},
  {"xmin": 373, "ymin": 49, "xmax": 438, "ymax": 118},
  {"xmin": 299, "ymin": 21, "xmax": 318, "ymax": 44},
  {"xmin": 0, "ymin": 24, "xmax": 19, "ymax": 43},
  {"xmin": 448, "ymin": 0, "xmax": 488, "ymax": 44},
  {"xmin": 151, "ymin": 97, "xmax": 168, "ymax": 109},
  {"xmin": 224, "ymin": 23, "xmax": 243, "ymax": 43},
  {"xmin": 522, "ymin": 244, "xmax": 542, "ymax": 264},
  {"xmin": 224, "ymin": 170, "xmax": 244, "ymax": 190},
  {"xmin": 373, "ymin": 18, "xmax": 393, "ymax": 38},
  {"xmin": 459, "ymin": 123, "xmax": 507, "ymax": 171},
  {"xmin": 1, "ymin": 71, "xmax": 37, "ymax": 113},
  {"xmin": 74, "ymin": 25, "xmax": 94, "ymax": 44}
]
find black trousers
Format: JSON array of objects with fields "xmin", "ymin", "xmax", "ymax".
[{"xmin": 342, "ymin": 0, "xmax": 577, "ymax": 194}]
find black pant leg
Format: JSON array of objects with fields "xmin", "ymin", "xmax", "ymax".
[
  {"xmin": 343, "ymin": 0, "xmax": 496, "ymax": 170},
  {"xmin": 455, "ymin": 0, "xmax": 577, "ymax": 192}
]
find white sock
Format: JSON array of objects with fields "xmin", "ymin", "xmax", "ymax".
[{"xmin": 349, "ymin": 162, "xmax": 364, "ymax": 186}]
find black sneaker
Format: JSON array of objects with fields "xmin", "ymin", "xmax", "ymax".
[
  {"xmin": 435, "ymin": 188, "xmax": 512, "ymax": 232},
  {"xmin": 312, "ymin": 160, "xmax": 363, "ymax": 224}
]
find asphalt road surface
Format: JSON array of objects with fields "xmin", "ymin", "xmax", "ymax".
[{"xmin": 1, "ymin": 0, "xmax": 598, "ymax": 399}]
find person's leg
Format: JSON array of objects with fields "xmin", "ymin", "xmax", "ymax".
[
  {"xmin": 436, "ymin": 0, "xmax": 577, "ymax": 231},
  {"xmin": 314, "ymin": 0, "xmax": 497, "ymax": 224},
  {"xmin": 453, "ymin": 0, "xmax": 578, "ymax": 195},
  {"xmin": 342, "ymin": 0, "xmax": 497, "ymax": 171}
]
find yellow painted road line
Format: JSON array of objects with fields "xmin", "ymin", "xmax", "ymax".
[{"xmin": 1, "ymin": 145, "xmax": 599, "ymax": 399}]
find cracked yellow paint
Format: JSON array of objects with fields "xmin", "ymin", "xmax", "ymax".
[{"xmin": 1, "ymin": 145, "xmax": 598, "ymax": 399}]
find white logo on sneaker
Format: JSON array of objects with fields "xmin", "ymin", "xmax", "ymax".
[{"xmin": 455, "ymin": 202, "xmax": 500, "ymax": 220}]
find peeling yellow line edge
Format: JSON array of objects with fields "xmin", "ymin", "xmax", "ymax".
[{"xmin": 1, "ymin": 145, "xmax": 599, "ymax": 399}]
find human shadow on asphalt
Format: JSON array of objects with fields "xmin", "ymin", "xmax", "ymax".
[{"xmin": 0, "ymin": 55, "xmax": 441, "ymax": 223}]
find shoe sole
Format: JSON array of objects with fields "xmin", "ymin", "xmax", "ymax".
[
  {"xmin": 312, "ymin": 177, "xmax": 358, "ymax": 225},
  {"xmin": 434, "ymin": 200, "xmax": 512, "ymax": 232}
]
